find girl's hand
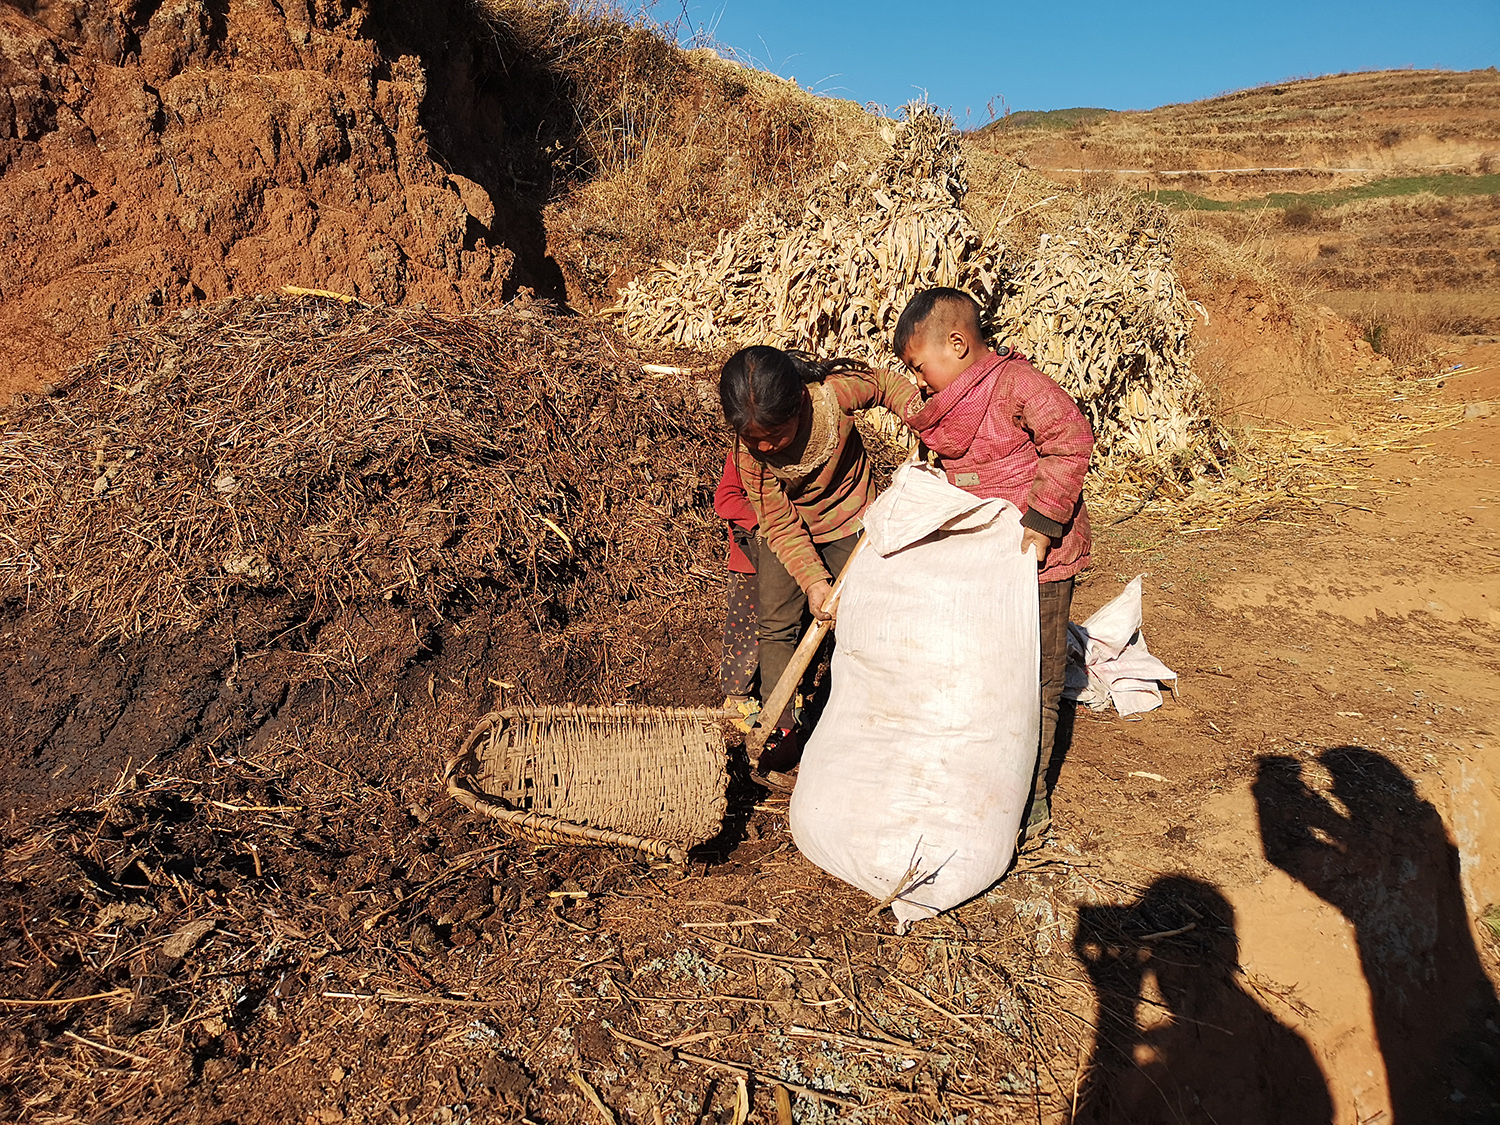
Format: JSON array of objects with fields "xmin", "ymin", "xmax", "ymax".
[
  {"xmin": 807, "ymin": 580, "xmax": 835, "ymax": 621},
  {"xmin": 1021, "ymin": 528, "xmax": 1051, "ymax": 565}
]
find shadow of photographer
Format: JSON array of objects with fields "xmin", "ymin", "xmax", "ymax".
[
  {"xmin": 1072, "ymin": 875, "xmax": 1333, "ymax": 1124},
  {"xmin": 1253, "ymin": 746, "xmax": 1500, "ymax": 1122}
]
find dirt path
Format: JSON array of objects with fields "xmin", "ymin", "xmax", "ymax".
[{"xmin": 1051, "ymin": 343, "xmax": 1500, "ymax": 1121}]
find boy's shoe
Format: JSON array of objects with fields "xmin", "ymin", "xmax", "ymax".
[
  {"xmin": 1018, "ymin": 818, "xmax": 1052, "ymax": 854},
  {"xmin": 758, "ymin": 768, "xmax": 798, "ymax": 793},
  {"xmin": 1018, "ymin": 797, "xmax": 1052, "ymax": 852}
]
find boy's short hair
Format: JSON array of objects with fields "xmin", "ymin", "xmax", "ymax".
[{"xmin": 893, "ymin": 288, "xmax": 983, "ymax": 360}]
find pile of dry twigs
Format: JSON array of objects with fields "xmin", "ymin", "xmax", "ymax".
[{"xmin": 0, "ymin": 295, "xmax": 727, "ymax": 642}]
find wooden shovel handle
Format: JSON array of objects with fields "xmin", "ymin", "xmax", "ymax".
[{"xmin": 746, "ymin": 534, "xmax": 869, "ymax": 761}]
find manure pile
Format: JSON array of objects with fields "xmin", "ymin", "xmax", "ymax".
[
  {"xmin": 620, "ymin": 105, "xmax": 1223, "ymax": 467},
  {"xmin": 0, "ymin": 297, "xmax": 727, "ymax": 647}
]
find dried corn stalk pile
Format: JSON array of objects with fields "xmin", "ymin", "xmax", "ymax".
[
  {"xmin": 995, "ymin": 191, "xmax": 1221, "ymax": 466},
  {"xmin": 622, "ymin": 98, "xmax": 1224, "ymax": 469},
  {"xmin": 619, "ymin": 104, "xmax": 1002, "ymax": 370}
]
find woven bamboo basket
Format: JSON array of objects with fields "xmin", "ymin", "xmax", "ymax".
[{"xmin": 445, "ymin": 705, "xmax": 730, "ymax": 864}]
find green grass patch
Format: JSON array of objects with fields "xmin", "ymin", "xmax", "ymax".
[
  {"xmin": 1152, "ymin": 172, "xmax": 1500, "ymax": 213},
  {"xmin": 978, "ymin": 107, "xmax": 1114, "ymax": 134}
]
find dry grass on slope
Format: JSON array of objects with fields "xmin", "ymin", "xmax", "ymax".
[
  {"xmin": 1172, "ymin": 187, "xmax": 1500, "ymax": 367},
  {"xmin": 961, "ymin": 143, "xmax": 1075, "ymax": 249},
  {"xmin": 1300, "ymin": 192, "xmax": 1499, "ymax": 296},
  {"xmin": 550, "ymin": 54, "xmax": 883, "ymax": 307},
  {"xmin": 472, "ymin": 0, "xmax": 886, "ymax": 308},
  {"xmin": 1130, "ymin": 68, "xmax": 1500, "ymax": 165}
]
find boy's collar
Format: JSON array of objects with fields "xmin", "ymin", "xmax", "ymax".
[
  {"xmin": 908, "ymin": 348, "xmax": 1009, "ymax": 446},
  {"xmin": 930, "ymin": 348, "xmax": 1004, "ymax": 401}
]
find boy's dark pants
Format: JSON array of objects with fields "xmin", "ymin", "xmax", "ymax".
[
  {"xmin": 755, "ymin": 532, "xmax": 859, "ymax": 730},
  {"xmin": 1029, "ymin": 576, "xmax": 1075, "ymax": 826}
]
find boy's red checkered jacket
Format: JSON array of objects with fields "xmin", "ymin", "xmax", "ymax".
[{"xmin": 908, "ymin": 348, "xmax": 1093, "ymax": 583}]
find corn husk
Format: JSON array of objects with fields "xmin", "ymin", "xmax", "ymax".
[{"xmin": 996, "ymin": 192, "xmax": 1221, "ymax": 466}]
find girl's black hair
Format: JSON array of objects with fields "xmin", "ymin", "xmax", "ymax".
[{"xmin": 718, "ymin": 346, "xmax": 866, "ymax": 435}]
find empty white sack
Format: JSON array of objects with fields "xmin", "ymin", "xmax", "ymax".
[{"xmin": 1064, "ymin": 574, "xmax": 1178, "ymax": 716}]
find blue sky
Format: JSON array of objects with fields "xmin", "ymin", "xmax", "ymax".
[{"xmin": 663, "ymin": 0, "xmax": 1498, "ymax": 121}]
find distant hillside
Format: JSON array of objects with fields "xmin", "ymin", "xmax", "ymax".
[
  {"xmin": 974, "ymin": 68, "xmax": 1500, "ymax": 194},
  {"xmin": 966, "ymin": 68, "xmax": 1500, "ymax": 327}
]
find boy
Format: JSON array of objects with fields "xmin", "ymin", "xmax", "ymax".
[{"xmin": 894, "ymin": 288, "xmax": 1094, "ymax": 846}]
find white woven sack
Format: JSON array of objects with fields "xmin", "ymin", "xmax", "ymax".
[{"xmin": 789, "ymin": 461, "xmax": 1040, "ymax": 932}]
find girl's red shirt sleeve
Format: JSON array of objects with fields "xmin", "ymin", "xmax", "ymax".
[
  {"xmin": 715, "ymin": 448, "xmax": 758, "ymax": 574},
  {"xmin": 714, "ymin": 449, "xmax": 758, "ymax": 529}
]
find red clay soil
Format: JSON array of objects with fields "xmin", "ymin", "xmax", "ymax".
[
  {"xmin": 1188, "ymin": 282, "xmax": 1389, "ymax": 427},
  {"xmin": 0, "ymin": 0, "xmax": 594, "ymax": 401}
]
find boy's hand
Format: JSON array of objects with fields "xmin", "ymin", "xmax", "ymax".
[
  {"xmin": 1021, "ymin": 528, "xmax": 1051, "ymax": 565},
  {"xmin": 807, "ymin": 580, "xmax": 835, "ymax": 621}
]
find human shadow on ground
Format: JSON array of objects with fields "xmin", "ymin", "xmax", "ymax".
[
  {"xmin": 1072, "ymin": 875, "xmax": 1333, "ymax": 1124},
  {"xmin": 1254, "ymin": 747, "xmax": 1500, "ymax": 1122}
]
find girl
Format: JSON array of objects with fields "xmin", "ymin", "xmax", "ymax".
[{"xmin": 718, "ymin": 346, "xmax": 922, "ymax": 768}]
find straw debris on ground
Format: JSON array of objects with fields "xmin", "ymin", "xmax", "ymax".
[
  {"xmin": 1090, "ymin": 359, "xmax": 1483, "ymax": 532},
  {"xmin": 0, "ymin": 738, "xmax": 1157, "ymax": 1125}
]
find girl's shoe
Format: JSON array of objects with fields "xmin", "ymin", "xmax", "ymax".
[
  {"xmin": 724, "ymin": 696, "xmax": 761, "ymax": 732},
  {"xmin": 756, "ymin": 725, "xmax": 802, "ymax": 774}
]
